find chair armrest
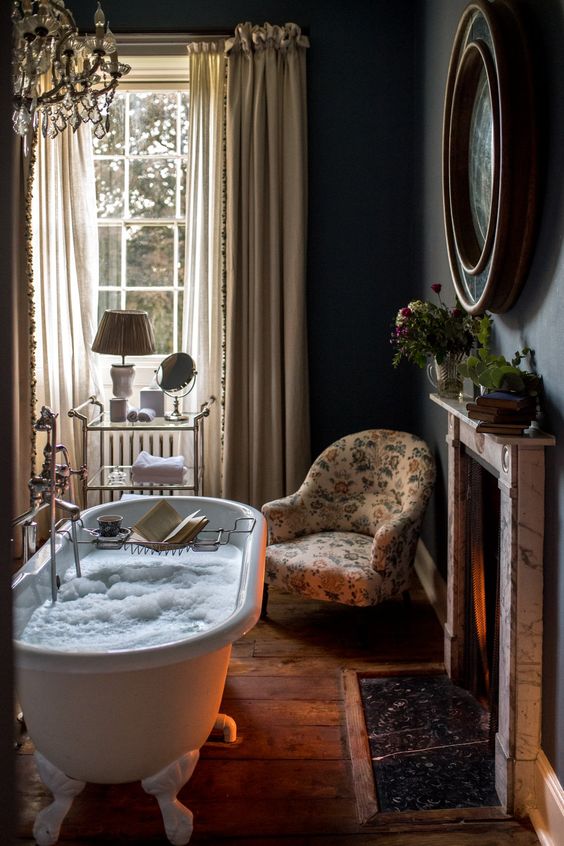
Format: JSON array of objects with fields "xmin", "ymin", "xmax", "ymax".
[
  {"xmin": 262, "ymin": 494, "xmax": 310, "ymax": 543},
  {"xmin": 371, "ymin": 513, "xmax": 422, "ymax": 574}
]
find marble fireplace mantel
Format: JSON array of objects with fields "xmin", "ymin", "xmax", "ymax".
[{"xmin": 430, "ymin": 393, "xmax": 555, "ymax": 816}]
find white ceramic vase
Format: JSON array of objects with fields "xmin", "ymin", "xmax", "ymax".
[{"xmin": 110, "ymin": 364, "xmax": 135, "ymax": 399}]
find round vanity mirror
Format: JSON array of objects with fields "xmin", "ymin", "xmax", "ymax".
[{"xmin": 156, "ymin": 352, "xmax": 197, "ymax": 421}]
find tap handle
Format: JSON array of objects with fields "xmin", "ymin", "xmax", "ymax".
[
  {"xmin": 34, "ymin": 406, "xmax": 58, "ymax": 432},
  {"xmin": 70, "ymin": 464, "xmax": 88, "ymax": 482}
]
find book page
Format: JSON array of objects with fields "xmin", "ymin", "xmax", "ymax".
[
  {"xmin": 131, "ymin": 499, "xmax": 181, "ymax": 542},
  {"xmin": 164, "ymin": 515, "xmax": 208, "ymax": 544}
]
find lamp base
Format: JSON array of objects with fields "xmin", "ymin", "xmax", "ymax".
[{"xmin": 110, "ymin": 364, "xmax": 135, "ymax": 399}]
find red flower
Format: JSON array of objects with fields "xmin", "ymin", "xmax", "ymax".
[
  {"xmin": 400, "ymin": 307, "xmax": 412, "ymax": 317},
  {"xmin": 451, "ymin": 307, "xmax": 462, "ymax": 317},
  {"xmin": 431, "ymin": 283, "xmax": 442, "ymax": 294}
]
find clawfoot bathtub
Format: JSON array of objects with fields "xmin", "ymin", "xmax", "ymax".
[{"xmin": 13, "ymin": 496, "xmax": 266, "ymax": 845}]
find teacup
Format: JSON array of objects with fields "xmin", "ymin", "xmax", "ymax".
[{"xmin": 96, "ymin": 514, "xmax": 123, "ymax": 538}]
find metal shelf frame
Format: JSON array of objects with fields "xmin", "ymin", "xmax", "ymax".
[{"xmin": 69, "ymin": 396, "xmax": 214, "ymax": 505}]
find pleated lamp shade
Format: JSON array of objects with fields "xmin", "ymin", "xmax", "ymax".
[
  {"xmin": 92, "ymin": 310, "xmax": 156, "ymax": 363},
  {"xmin": 92, "ymin": 310, "xmax": 156, "ymax": 399}
]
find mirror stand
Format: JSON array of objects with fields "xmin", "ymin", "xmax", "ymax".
[
  {"xmin": 156, "ymin": 352, "xmax": 197, "ymax": 422},
  {"xmin": 165, "ymin": 395, "xmax": 189, "ymax": 422}
]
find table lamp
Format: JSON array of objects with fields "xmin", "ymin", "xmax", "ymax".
[{"xmin": 92, "ymin": 309, "xmax": 156, "ymax": 399}]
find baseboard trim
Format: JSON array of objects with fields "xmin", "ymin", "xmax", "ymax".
[
  {"xmin": 414, "ymin": 540, "xmax": 447, "ymax": 628},
  {"xmin": 529, "ymin": 750, "xmax": 564, "ymax": 846}
]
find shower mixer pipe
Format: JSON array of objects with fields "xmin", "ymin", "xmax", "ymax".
[{"xmin": 12, "ymin": 406, "xmax": 85, "ymax": 602}]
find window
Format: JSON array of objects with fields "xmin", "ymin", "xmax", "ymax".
[{"xmin": 92, "ymin": 87, "xmax": 189, "ymax": 355}]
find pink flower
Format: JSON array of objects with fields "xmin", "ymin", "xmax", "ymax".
[
  {"xmin": 431, "ymin": 283, "xmax": 442, "ymax": 294},
  {"xmin": 400, "ymin": 307, "xmax": 412, "ymax": 317}
]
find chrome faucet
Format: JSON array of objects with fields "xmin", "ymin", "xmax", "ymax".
[{"xmin": 12, "ymin": 407, "xmax": 86, "ymax": 602}]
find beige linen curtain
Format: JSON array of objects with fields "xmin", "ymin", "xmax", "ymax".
[
  {"xmin": 12, "ymin": 141, "xmax": 35, "ymax": 512},
  {"xmin": 223, "ymin": 22, "xmax": 310, "ymax": 508},
  {"xmin": 32, "ymin": 124, "xmax": 102, "ymax": 505},
  {"xmin": 10, "ymin": 138, "xmax": 36, "ymax": 561},
  {"xmin": 182, "ymin": 40, "xmax": 226, "ymax": 497}
]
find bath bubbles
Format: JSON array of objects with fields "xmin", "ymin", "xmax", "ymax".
[
  {"xmin": 59, "ymin": 578, "xmax": 107, "ymax": 602},
  {"xmin": 19, "ymin": 545, "xmax": 241, "ymax": 652}
]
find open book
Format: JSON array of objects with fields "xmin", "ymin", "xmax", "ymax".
[{"xmin": 130, "ymin": 499, "xmax": 209, "ymax": 546}]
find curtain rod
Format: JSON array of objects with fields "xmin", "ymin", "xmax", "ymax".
[
  {"xmin": 116, "ymin": 32, "xmax": 231, "ymax": 56},
  {"xmin": 116, "ymin": 32, "xmax": 231, "ymax": 44},
  {"xmin": 115, "ymin": 25, "xmax": 309, "ymax": 46}
]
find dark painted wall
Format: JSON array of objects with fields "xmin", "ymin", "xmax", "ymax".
[
  {"xmin": 417, "ymin": 0, "xmax": 564, "ymax": 784},
  {"xmin": 73, "ymin": 0, "xmax": 421, "ymax": 458}
]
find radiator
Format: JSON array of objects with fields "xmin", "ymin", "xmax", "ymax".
[
  {"xmin": 105, "ymin": 430, "xmax": 184, "ymax": 467},
  {"xmin": 96, "ymin": 429, "xmax": 195, "ymax": 503}
]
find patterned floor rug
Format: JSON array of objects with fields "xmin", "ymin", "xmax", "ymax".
[{"xmin": 359, "ymin": 673, "xmax": 500, "ymax": 812}]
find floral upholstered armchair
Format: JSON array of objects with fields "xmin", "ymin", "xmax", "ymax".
[{"xmin": 261, "ymin": 429, "xmax": 435, "ymax": 614}]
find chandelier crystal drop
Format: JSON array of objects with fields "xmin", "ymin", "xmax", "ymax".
[{"xmin": 12, "ymin": 0, "xmax": 130, "ymax": 138}]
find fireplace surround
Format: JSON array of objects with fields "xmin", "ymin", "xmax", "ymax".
[{"xmin": 431, "ymin": 394, "xmax": 555, "ymax": 816}]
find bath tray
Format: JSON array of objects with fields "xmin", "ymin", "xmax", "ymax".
[
  {"xmin": 122, "ymin": 517, "xmax": 256, "ymax": 555},
  {"xmin": 80, "ymin": 527, "xmax": 132, "ymax": 549}
]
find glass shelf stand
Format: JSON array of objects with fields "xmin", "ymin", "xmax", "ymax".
[{"xmin": 69, "ymin": 396, "xmax": 214, "ymax": 505}]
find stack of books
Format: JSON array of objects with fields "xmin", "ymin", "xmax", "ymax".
[{"xmin": 465, "ymin": 391, "xmax": 536, "ymax": 435}]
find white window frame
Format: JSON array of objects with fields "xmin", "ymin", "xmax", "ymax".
[{"xmin": 95, "ymin": 50, "xmax": 191, "ymax": 400}]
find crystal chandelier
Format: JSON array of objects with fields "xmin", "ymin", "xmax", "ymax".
[{"xmin": 12, "ymin": 0, "xmax": 130, "ymax": 139}]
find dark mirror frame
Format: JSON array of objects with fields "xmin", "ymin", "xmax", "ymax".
[
  {"xmin": 156, "ymin": 352, "xmax": 196, "ymax": 395},
  {"xmin": 442, "ymin": 0, "xmax": 537, "ymax": 314}
]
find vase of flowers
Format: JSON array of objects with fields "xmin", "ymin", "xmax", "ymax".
[
  {"xmin": 426, "ymin": 352, "xmax": 466, "ymax": 398},
  {"xmin": 391, "ymin": 284, "xmax": 480, "ymax": 399}
]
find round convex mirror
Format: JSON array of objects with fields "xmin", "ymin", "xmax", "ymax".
[
  {"xmin": 156, "ymin": 352, "xmax": 197, "ymax": 421},
  {"xmin": 442, "ymin": 0, "xmax": 537, "ymax": 314}
]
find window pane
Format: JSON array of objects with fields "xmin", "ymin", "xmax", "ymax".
[
  {"xmin": 92, "ymin": 94, "xmax": 125, "ymax": 155},
  {"xmin": 177, "ymin": 225, "xmax": 185, "ymax": 284},
  {"xmin": 126, "ymin": 291, "xmax": 173, "ymax": 354},
  {"xmin": 97, "ymin": 289, "xmax": 122, "ymax": 323},
  {"xmin": 129, "ymin": 159, "xmax": 177, "ymax": 218},
  {"xmin": 180, "ymin": 92, "xmax": 189, "ymax": 155},
  {"xmin": 126, "ymin": 225, "xmax": 174, "ymax": 287},
  {"xmin": 99, "ymin": 225, "xmax": 121, "ymax": 286},
  {"xmin": 129, "ymin": 92, "xmax": 177, "ymax": 155},
  {"xmin": 177, "ymin": 291, "xmax": 184, "ymax": 350},
  {"xmin": 179, "ymin": 160, "xmax": 187, "ymax": 216},
  {"xmin": 95, "ymin": 159, "xmax": 124, "ymax": 218}
]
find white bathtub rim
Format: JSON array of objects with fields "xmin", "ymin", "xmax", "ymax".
[
  {"xmin": 78, "ymin": 494, "xmax": 257, "ymax": 528},
  {"xmin": 13, "ymin": 496, "xmax": 266, "ymax": 673}
]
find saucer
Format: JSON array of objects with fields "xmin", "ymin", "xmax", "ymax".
[{"xmin": 93, "ymin": 527, "xmax": 131, "ymax": 548}]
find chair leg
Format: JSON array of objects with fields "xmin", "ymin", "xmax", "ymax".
[{"xmin": 260, "ymin": 583, "xmax": 269, "ymax": 619}]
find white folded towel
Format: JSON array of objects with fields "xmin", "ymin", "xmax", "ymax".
[
  {"xmin": 127, "ymin": 406, "xmax": 138, "ymax": 423},
  {"xmin": 137, "ymin": 407, "xmax": 156, "ymax": 422},
  {"xmin": 131, "ymin": 450, "xmax": 186, "ymax": 484}
]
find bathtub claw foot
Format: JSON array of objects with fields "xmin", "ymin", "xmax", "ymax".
[
  {"xmin": 33, "ymin": 751, "xmax": 86, "ymax": 846},
  {"xmin": 142, "ymin": 749, "xmax": 199, "ymax": 846},
  {"xmin": 214, "ymin": 713, "xmax": 237, "ymax": 743}
]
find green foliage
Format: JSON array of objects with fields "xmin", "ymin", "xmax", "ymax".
[
  {"xmin": 458, "ymin": 315, "xmax": 541, "ymax": 396},
  {"xmin": 391, "ymin": 285, "xmax": 480, "ymax": 369}
]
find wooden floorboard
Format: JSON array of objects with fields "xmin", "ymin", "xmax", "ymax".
[{"xmin": 15, "ymin": 582, "xmax": 540, "ymax": 844}]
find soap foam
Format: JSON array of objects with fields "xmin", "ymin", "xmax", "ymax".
[{"xmin": 20, "ymin": 546, "xmax": 241, "ymax": 652}]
